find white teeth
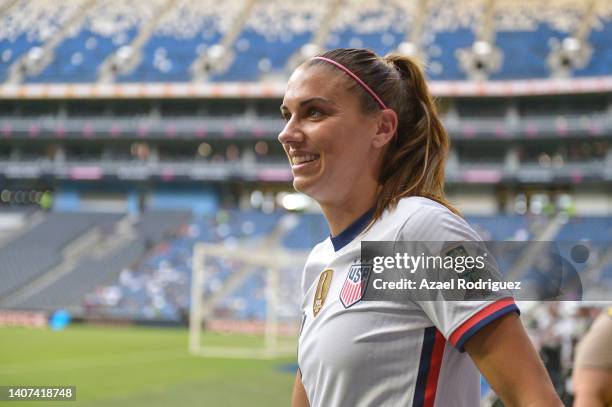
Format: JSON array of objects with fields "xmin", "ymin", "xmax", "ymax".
[{"xmin": 292, "ymin": 154, "xmax": 319, "ymax": 165}]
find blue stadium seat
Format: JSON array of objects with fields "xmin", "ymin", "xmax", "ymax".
[
  {"xmin": 325, "ymin": 29, "xmax": 403, "ymax": 57},
  {"xmin": 211, "ymin": 29, "xmax": 310, "ymax": 82},
  {"xmin": 28, "ymin": 29, "xmax": 137, "ymax": 83},
  {"xmin": 0, "ymin": 34, "xmax": 43, "ymax": 82},
  {"xmin": 490, "ymin": 25, "xmax": 563, "ymax": 80},
  {"xmin": 427, "ymin": 29, "xmax": 474, "ymax": 80},
  {"xmin": 0, "ymin": 212, "xmax": 122, "ymax": 300},
  {"xmin": 119, "ymin": 30, "xmax": 221, "ymax": 82},
  {"xmin": 0, "ymin": 0, "xmax": 75, "ymax": 82},
  {"xmin": 575, "ymin": 22, "xmax": 612, "ymax": 77},
  {"xmin": 5, "ymin": 3, "xmax": 612, "ymax": 83}
]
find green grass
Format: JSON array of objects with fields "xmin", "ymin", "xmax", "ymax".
[{"xmin": 0, "ymin": 325, "xmax": 297, "ymax": 407}]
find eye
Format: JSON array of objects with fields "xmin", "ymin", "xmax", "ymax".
[
  {"xmin": 281, "ymin": 111, "xmax": 291, "ymax": 122},
  {"xmin": 307, "ymin": 108, "xmax": 323, "ymax": 119}
]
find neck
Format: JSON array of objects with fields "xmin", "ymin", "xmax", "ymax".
[{"xmin": 320, "ymin": 183, "xmax": 379, "ymax": 237}]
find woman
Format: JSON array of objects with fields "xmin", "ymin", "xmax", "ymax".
[{"xmin": 278, "ymin": 48, "xmax": 561, "ymax": 407}]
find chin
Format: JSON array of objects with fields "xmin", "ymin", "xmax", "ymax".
[
  {"xmin": 292, "ymin": 178, "xmax": 309, "ymax": 194},
  {"xmin": 292, "ymin": 177, "xmax": 319, "ymax": 198},
  {"xmin": 294, "ymin": 182, "xmax": 335, "ymax": 206}
]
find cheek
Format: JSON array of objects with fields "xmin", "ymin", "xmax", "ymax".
[
  {"xmin": 318, "ymin": 122, "xmax": 361, "ymax": 154},
  {"xmin": 328, "ymin": 127, "xmax": 370, "ymax": 160},
  {"xmin": 321, "ymin": 133, "xmax": 370, "ymax": 180},
  {"xmin": 311, "ymin": 118, "xmax": 373, "ymax": 171}
]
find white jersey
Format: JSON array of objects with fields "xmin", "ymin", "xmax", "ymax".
[{"xmin": 298, "ymin": 196, "xmax": 519, "ymax": 407}]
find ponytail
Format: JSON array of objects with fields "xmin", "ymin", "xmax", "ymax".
[{"xmin": 374, "ymin": 53, "xmax": 458, "ymax": 223}]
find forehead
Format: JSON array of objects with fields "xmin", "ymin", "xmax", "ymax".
[{"xmin": 282, "ymin": 65, "xmax": 350, "ymax": 107}]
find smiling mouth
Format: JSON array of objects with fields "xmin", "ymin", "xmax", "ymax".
[{"xmin": 291, "ymin": 154, "xmax": 320, "ymax": 165}]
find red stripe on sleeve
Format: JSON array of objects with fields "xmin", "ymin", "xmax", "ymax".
[
  {"xmin": 449, "ymin": 297, "xmax": 516, "ymax": 346},
  {"xmin": 424, "ymin": 330, "xmax": 445, "ymax": 407}
]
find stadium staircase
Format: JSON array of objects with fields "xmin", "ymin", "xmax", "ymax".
[
  {"xmin": 190, "ymin": 0, "xmax": 258, "ymax": 81},
  {"xmin": 506, "ymin": 213, "xmax": 567, "ymax": 281},
  {"xmin": 98, "ymin": 0, "xmax": 178, "ymax": 83},
  {"xmin": 0, "ymin": 212, "xmax": 120, "ymax": 301},
  {"xmin": 1, "ymin": 211, "xmax": 189, "ymax": 312},
  {"xmin": 0, "ymin": 209, "xmax": 45, "ymax": 248},
  {"xmin": 2, "ymin": 214, "xmax": 132, "ymax": 306},
  {"xmin": 0, "ymin": 212, "xmax": 126, "ymax": 308},
  {"xmin": 6, "ymin": 0, "xmax": 97, "ymax": 84},
  {"xmin": 284, "ymin": 0, "xmax": 342, "ymax": 72},
  {"xmin": 395, "ymin": 0, "xmax": 431, "ymax": 61}
]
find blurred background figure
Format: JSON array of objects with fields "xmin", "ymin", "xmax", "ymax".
[{"xmin": 572, "ymin": 307, "xmax": 612, "ymax": 407}]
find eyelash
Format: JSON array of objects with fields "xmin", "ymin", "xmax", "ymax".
[{"xmin": 281, "ymin": 108, "xmax": 324, "ymax": 122}]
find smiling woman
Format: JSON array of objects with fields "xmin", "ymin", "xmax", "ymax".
[
  {"xmin": 279, "ymin": 48, "xmax": 562, "ymax": 407},
  {"xmin": 279, "ymin": 71, "xmax": 382, "ymax": 225}
]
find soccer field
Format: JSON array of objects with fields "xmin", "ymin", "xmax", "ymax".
[{"xmin": 0, "ymin": 325, "xmax": 296, "ymax": 406}]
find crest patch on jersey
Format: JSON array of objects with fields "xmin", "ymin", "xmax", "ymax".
[
  {"xmin": 313, "ymin": 269, "xmax": 333, "ymax": 317},
  {"xmin": 445, "ymin": 244, "xmax": 476, "ymax": 275},
  {"xmin": 445, "ymin": 244, "xmax": 469, "ymax": 259},
  {"xmin": 340, "ymin": 263, "xmax": 372, "ymax": 308}
]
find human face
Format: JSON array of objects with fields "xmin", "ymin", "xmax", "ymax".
[{"xmin": 278, "ymin": 65, "xmax": 380, "ymax": 205}]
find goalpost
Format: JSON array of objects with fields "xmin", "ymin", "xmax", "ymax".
[{"xmin": 189, "ymin": 241, "xmax": 307, "ymax": 359}]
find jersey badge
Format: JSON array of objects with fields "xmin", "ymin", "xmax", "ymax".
[
  {"xmin": 340, "ymin": 263, "xmax": 372, "ymax": 308},
  {"xmin": 313, "ymin": 269, "xmax": 333, "ymax": 317}
]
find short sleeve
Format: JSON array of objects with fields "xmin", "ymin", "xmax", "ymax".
[{"xmin": 397, "ymin": 202, "xmax": 520, "ymax": 352}]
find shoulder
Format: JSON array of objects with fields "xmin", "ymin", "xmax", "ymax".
[
  {"xmin": 305, "ymin": 238, "xmax": 332, "ymax": 264},
  {"xmin": 301, "ymin": 238, "xmax": 333, "ymax": 296},
  {"xmin": 575, "ymin": 310, "xmax": 612, "ymax": 368},
  {"xmin": 391, "ymin": 196, "xmax": 481, "ymax": 242}
]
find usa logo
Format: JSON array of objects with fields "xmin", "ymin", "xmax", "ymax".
[{"xmin": 340, "ymin": 263, "xmax": 372, "ymax": 308}]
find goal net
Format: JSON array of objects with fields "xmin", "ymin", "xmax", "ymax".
[{"xmin": 189, "ymin": 239, "xmax": 308, "ymax": 359}]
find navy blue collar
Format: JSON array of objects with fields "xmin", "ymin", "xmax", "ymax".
[{"xmin": 330, "ymin": 207, "xmax": 375, "ymax": 252}]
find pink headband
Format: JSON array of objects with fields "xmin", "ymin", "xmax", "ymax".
[{"xmin": 312, "ymin": 56, "xmax": 388, "ymax": 110}]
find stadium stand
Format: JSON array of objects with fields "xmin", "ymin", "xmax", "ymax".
[
  {"xmin": 0, "ymin": 210, "xmax": 188, "ymax": 311},
  {"xmin": 2, "ymin": 0, "xmax": 612, "ymax": 82},
  {"xmin": 69, "ymin": 212, "xmax": 610, "ymax": 323},
  {"xmin": 30, "ymin": 12, "xmax": 141, "ymax": 83},
  {"xmin": 17, "ymin": 239, "xmax": 146, "ymax": 310},
  {"xmin": 0, "ymin": 3, "xmax": 609, "ymax": 405},
  {"xmin": 0, "ymin": 212, "xmax": 122, "ymax": 300},
  {"xmin": 325, "ymin": 0, "xmax": 408, "ymax": 56},
  {"xmin": 209, "ymin": 0, "xmax": 320, "ymax": 82},
  {"xmin": 118, "ymin": 0, "xmax": 231, "ymax": 83},
  {"xmin": 0, "ymin": 1, "xmax": 85, "ymax": 82},
  {"xmin": 556, "ymin": 216, "xmax": 612, "ymax": 282}
]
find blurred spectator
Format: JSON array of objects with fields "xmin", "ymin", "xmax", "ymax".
[
  {"xmin": 39, "ymin": 191, "xmax": 53, "ymax": 210},
  {"xmin": 572, "ymin": 307, "xmax": 612, "ymax": 407}
]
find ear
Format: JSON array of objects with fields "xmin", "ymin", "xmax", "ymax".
[{"xmin": 372, "ymin": 109, "xmax": 398, "ymax": 148}]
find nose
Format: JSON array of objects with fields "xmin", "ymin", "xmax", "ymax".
[{"xmin": 277, "ymin": 119, "xmax": 304, "ymax": 146}]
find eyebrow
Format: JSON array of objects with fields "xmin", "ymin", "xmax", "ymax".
[{"xmin": 280, "ymin": 97, "xmax": 337, "ymax": 112}]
